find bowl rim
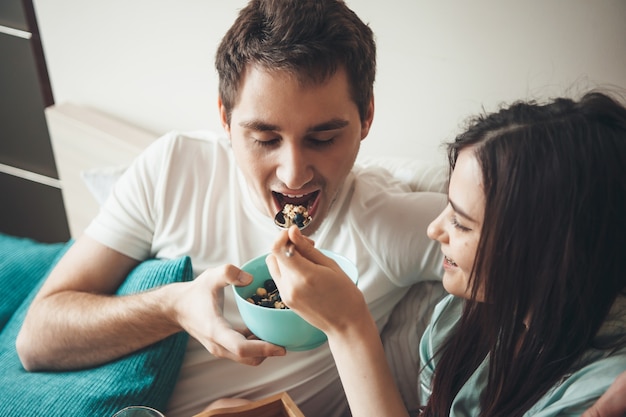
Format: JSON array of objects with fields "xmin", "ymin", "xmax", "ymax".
[{"xmin": 232, "ymin": 249, "xmax": 358, "ymax": 313}]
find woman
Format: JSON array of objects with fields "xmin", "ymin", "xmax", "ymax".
[{"xmin": 267, "ymin": 91, "xmax": 626, "ymax": 416}]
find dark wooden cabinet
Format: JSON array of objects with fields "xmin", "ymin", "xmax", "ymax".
[{"xmin": 0, "ymin": 0, "xmax": 69, "ymax": 243}]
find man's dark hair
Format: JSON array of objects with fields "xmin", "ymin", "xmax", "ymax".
[{"xmin": 216, "ymin": 0, "xmax": 376, "ymax": 124}]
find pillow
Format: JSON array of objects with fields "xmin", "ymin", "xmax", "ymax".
[
  {"xmin": 80, "ymin": 164, "xmax": 128, "ymax": 205},
  {"xmin": 355, "ymin": 155, "xmax": 448, "ymax": 194},
  {"xmin": 0, "ymin": 237, "xmax": 193, "ymax": 417},
  {"xmin": 0, "ymin": 234, "xmax": 68, "ymax": 331},
  {"xmin": 380, "ymin": 280, "xmax": 447, "ymax": 413}
]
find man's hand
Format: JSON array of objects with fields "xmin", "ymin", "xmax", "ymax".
[
  {"xmin": 174, "ymin": 263, "xmax": 286, "ymax": 366},
  {"xmin": 581, "ymin": 371, "xmax": 626, "ymax": 417}
]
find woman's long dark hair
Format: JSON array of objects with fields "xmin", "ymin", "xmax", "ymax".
[{"xmin": 422, "ymin": 91, "xmax": 626, "ymax": 417}]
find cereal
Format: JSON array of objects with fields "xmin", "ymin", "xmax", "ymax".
[
  {"xmin": 247, "ymin": 279, "xmax": 289, "ymax": 309},
  {"xmin": 282, "ymin": 204, "xmax": 311, "ymax": 228}
]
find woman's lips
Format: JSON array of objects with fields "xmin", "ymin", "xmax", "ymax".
[{"xmin": 444, "ymin": 256, "xmax": 458, "ymax": 268}]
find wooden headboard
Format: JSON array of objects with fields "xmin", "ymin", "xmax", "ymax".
[{"xmin": 46, "ymin": 103, "xmax": 157, "ymax": 238}]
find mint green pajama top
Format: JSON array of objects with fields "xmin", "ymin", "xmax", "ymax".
[{"xmin": 419, "ymin": 294, "xmax": 626, "ymax": 416}]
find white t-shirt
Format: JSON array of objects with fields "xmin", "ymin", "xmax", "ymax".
[{"xmin": 86, "ymin": 131, "xmax": 446, "ymax": 417}]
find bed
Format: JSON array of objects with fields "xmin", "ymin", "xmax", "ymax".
[{"xmin": 16, "ymin": 102, "xmax": 448, "ymax": 413}]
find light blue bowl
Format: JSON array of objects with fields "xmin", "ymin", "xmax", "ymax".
[{"xmin": 233, "ymin": 249, "xmax": 358, "ymax": 351}]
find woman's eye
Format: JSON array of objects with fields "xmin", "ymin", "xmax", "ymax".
[{"xmin": 450, "ymin": 215, "xmax": 471, "ymax": 232}]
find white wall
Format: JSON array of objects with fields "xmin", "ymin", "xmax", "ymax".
[{"xmin": 33, "ymin": 0, "xmax": 626, "ymax": 164}]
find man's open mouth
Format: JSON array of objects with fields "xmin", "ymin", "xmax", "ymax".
[{"xmin": 272, "ymin": 190, "xmax": 320, "ymax": 218}]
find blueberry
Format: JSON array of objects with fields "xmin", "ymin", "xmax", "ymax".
[{"xmin": 264, "ymin": 279, "xmax": 277, "ymax": 292}]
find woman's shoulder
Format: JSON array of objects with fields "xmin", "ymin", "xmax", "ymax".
[
  {"xmin": 422, "ymin": 295, "xmax": 463, "ymax": 351},
  {"xmin": 432, "ymin": 294, "xmax": 463, "ymax": 327},
  {"xmin": 527, "ymin": 349, "xmax": 626, "ymax": 416}
]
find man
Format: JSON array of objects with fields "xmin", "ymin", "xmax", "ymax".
[
  {"xmin": 17, "ymin": 1, "xmax": 443, "ymax": 416},
  {"xmin": 16, "ymin": 1, "xmax": 625, "ymax": 416}
]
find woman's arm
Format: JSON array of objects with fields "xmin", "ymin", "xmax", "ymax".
[
  {"xmin": 581, "ymin": 371, "xmax": 626, "ymax": 417},
  {"xmin": 267, "ymin": 227, "xmax": 410, "ymax": 417}
]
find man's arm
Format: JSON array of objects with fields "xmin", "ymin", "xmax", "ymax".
[
  {"xmin": 17, "ymin": 236, "xmax": 182, "ymax": 370},
  {"xmin": 582, "ymin": 371, "xmax": 626, "ymax": 417},
  {"xmin": 16, "ymin": 235, "xmax": 285, "ymax": 371}
]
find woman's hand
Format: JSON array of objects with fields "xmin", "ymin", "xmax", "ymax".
[
  {"xmin": 265, "ymin": 226, "xmax": 367, "ymax": 335},
  {"xmin": 581, "ymin": 370, "xmax": 626, "ymax": 417},
  {"xmin": 267, "ymin": 226, "xmax": 410, "ymax": 417}
]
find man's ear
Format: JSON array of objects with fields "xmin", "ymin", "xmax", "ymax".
[
  {"xmin": 360, "ymin": 97, "xmax": 375, "ymax": 140},
  {"xmin": 218, "ymin": 97, "xmax": 231, "ymax": 136}
]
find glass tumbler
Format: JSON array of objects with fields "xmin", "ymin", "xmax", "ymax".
[{"xmin": 111, "ymin": 406, "xmax": 165, "ymax": 417}]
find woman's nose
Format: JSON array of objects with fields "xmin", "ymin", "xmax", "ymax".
[
  {"xmin": 276, "ymin": 145, "xmax": 314, "ymax": 190},
  {"xmin": 427, "ymin": 211, "xmax": 447, "ymax": 243}
]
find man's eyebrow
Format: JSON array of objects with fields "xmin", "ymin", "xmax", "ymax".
[
  {"xmin": 238, "ymin": 120, "xmax": 278, "ymax": 132},
  {"xmin": 449, "ymin": 198, "xmax": 478, "ymax": 223},
  {"xmin": 238, "ymin": 118, "xmax": 349, "ymax": 132},
  {"xmin": 308, "ymin": 118, "xmax": 349, "ymax": 132}
]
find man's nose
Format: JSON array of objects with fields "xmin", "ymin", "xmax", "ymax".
[{"xmin": 276, "ymin": 145, "xmax": 314, "ymax": 190}]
